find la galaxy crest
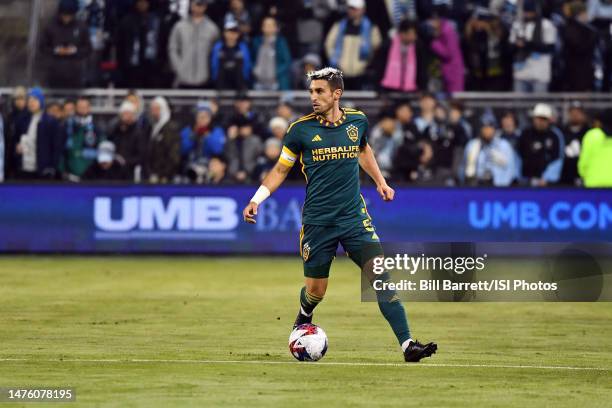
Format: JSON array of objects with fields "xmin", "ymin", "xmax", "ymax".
[
  {"xmin": 302, "ymin": 242, "xmax": 311, "ymax": 261},
  {"xmin": 346, "ymin": 124, "xmax": 358, "ymax": 142}
]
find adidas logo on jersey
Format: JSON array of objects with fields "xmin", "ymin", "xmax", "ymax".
[{"xmin": 312, "ymin": 135, "xmax": 322, "ymax": 142}]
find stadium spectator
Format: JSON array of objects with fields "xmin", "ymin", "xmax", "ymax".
[
  {"xmin": 168, "ymin": 0, "xmax": 220, "ymax": 88},
  {"xmin": 144, "ymin": 96, "xmax": 181, "ymax": 183},
  {"xmin": 125, "ymin": 90, "xmax": 150, "ymax": 132},
  {"xmin": 60, "ymin": 97, "xmax": 105, "ymax": 181},
  {"xmin": 425, "ymin": 103, "xmax": 463, "ymax": 183},
  {"xmin": 325, "ymin": 0, "xmax": 382, "ymax": 89},
  {"xmin": 561, "ymin": 1, "xmax": 598, "ymax": 92},
  {"xmin": 393, "ymin": 135, "xmax": 435, "ymax": 183},
  {"xmin": 225, "ymin": 116, "xmax": 263, "ymax": 183},
  {"xmin": 578, "ymin": 109, "xmax": 612, "ymax": 187},
  {"xmin": 82, "ymin": 141, "xmax": 130, "ymax": 181},
  {"xmin": 205, "ymin": 155, "xmax": 231, "ymax": 184},
  {"xmin": 294, "ymin": 0, "xmax": 335, "ymax": 56},
  {"xmin": 509, "ymin": 0, "xmax": 558, "ymax": 92},
  {"xmin": 414, "ymin": 92, "xmax": 437, "ymax": 134},
  {"xmin": 115, "ymin": 0, "xmax": 165, "ymax": 88},
  {"xmin": 227, "ymin": 95, "xmax": 265, "ymax": 137},
  {"xmin": 378, "ymin": 19, "xmax": 429, "ymax": 93},
  {"xmin": 268, "ymin": 116, "xmax": 289, "ymax": 141},
  {"xmin": 252, "ymin": 16, "xmax": 292, "ymax": 90},
  {"xmin": 464, "ymin": 7, "xmax": 510, "ymax": 91},
  {"xmin": 41, "ymin": 0, "xmax": 92, "ymax": 88},
  {"xmin": 62, "ymin": 99, "xmax": 76, "ymax": 121},
  {"xmin": 395, "ymin": 100, "xmax": 420, "ymax": 142},
  {"xmin": 45, "ymin": 102, "xmax": 64, "ymax": 122},
  {"xmin": 107, "ymin": 100, "xmax": 146, "ymax": 178},
  {"xmin": 426, "ymin": 10, "xmax": 466, "ymax": 93},
  {"xmin": 560, "ymin": 101, "xmax": 590, "ymax": 186},
  {"xmin": 275, "ymin": 98, "xmax": 300, "ymax": 124},
  {"xmin": 449, "ymin": 100, "xmax": 473, "ymax": 141},
  {"xmin": 180, "ymin": 101, "xmax": 226, "ymax": 178},
  {"xmin": 588, "ymin": 0, "xmax": 612, "ymax": 91},
  {"xmin": 13, "ymin": 88, "xmax": 62, "ymax": 180},
  {"xmin": 293, "ymin": 53, "xmax": 322, "ymax": 89},
  {"xmin": 224, "ymin": 0, "xmax": 251, "ymax": 40},
  {"xmin": 370, "ymin": 109, "xmax": 404, "ymax": 178},
  {"xmin": 4, "ymin": 87, "xmax": 28, "ymax": 180},
  {"xmin": 210, "ymin": 19, "xmax": 252, "ymax": 91},
  {"xmin": 254, "ymin": 137, "xmax": 282, "ymax": 182},
  {"xmin": 461, "ymin": 112, "xmax": 516, "ymax": 186},
  {"xmin": 518, "ymin": 103, "xmax": 565, "ymax": 186},
  {"xmin": 499, "ymin": 110, "xmax": 521, "ymax": 149}
]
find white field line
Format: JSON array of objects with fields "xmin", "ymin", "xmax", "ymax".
[{"xmin": 0, "ymin": 358, "xmax": 609, "ymax": 371}]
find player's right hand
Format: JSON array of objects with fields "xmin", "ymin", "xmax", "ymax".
[{"xmin": 243, "ymin": 202, "xmax": 259, "ymax": 224}]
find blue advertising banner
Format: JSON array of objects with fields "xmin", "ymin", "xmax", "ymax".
[{"xmin": 0, "ymin": 185, "xmax": 610, "ymax": 253}]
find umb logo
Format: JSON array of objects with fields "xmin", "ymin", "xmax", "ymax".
[{"xmin": 94, "ymin": 196, "xmax": 239, "ymax": 240}]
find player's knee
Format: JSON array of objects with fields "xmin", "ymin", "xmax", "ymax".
[{"xmin": 305, "ymin": 278, "xmax": 327, "ymax": 298}]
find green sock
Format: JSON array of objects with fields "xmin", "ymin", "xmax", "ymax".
[
  {"xmin": 374, "ymin": 274, "xmax": 411, "ymax": 345},
  {"xmin": 299, "ymin": 286, "xmax": 323, "ymax": 316}
]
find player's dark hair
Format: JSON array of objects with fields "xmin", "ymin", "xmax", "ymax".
[{"xmin": 307, "ymin": 68, "xmax": 344, "ymax": 92}]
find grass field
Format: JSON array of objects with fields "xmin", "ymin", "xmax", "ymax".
[{"xmin": 0, "ymin": 256, "xmax": 610, "ymax": 407}]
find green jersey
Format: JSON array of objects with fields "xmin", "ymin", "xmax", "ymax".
[{"xmin": 280, "ymin": 107, "xmax": 370, "ymax": 226}]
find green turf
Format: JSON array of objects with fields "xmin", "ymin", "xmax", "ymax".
[{"xmin": 0, "ymin": 256, "xmax": 610, "ymax": 407}]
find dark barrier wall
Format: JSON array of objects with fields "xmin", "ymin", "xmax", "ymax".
[{"xmin": 0, "ymin": 185, "xmax": 610, "ymax": 253}]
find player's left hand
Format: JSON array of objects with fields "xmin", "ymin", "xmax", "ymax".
[{"xmin": 377, "ymin": 184, "xmax": 395, "ymax": 201}]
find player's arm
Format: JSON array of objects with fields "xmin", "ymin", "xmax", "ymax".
[
  {"xmin": 243, "ymin": 145, "xmax": 298, "ymax": 224},
  {"xmin": 359, "ymin": 143, "xmax": 395, "ymax": 201}
]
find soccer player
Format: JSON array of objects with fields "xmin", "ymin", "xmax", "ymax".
[{"xmin": 242, "ymin": 68, "xmax": 437, "ymax": 362}]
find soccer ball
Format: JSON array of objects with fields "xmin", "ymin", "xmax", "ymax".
[{"xmin": 288, "ymin": 323, "xmax": 328, "ymax": 361}]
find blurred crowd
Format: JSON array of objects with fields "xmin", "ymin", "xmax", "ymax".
[
  {"xmin": 31, "ymin": 0, "xmax": 612, "ymax": 93},
  {"xmin": 1, "ymin": 86, "xmax": 611, "ymax": 187}
]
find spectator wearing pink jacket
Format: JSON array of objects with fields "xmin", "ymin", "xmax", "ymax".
[{"xmin": 429, "ymin": 16, "xmax": 465, "ymax": 93}]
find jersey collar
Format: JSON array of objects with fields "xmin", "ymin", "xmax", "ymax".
[{"xmin": 316, "ymin": 108, "xmax": 347, "ymax": 127}]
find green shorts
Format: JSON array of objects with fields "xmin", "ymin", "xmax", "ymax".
[{"xmin": 299, "ymin": 218, "xmax": 383, "ymax": 279}]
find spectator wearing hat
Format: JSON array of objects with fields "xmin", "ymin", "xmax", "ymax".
[
  {"xmin": 252, "ymin": 16, "xmax": 292, "ymax": 91},
  {"xmin": 210, "ymin": 18, "xmax": 252, "ymax": 91},
  {"xmin": 225, "ymin": 116, "xmax": 263, "ymax": 183},
  {"xmin": 377, "ymin": 19, "xmax": 429, "ymax": 93},
  {"xmin": 60, "ymin": 97, "xmax": 105, "ymax": 181},
  {"xmin": 518, "ymin": 103, "xmax": 565, "ymax": 186},
  {"xmin": 560, "ymin": 1, "xmax": 598, "ymax": 92},
  {"xmin": 578, "ymin": 109, "xmax": 612, "ymax": 187},
  {"xmin": 509, "ymin": 0, "xmax": 558, "ymax": 93},
  {"xmin": 14, "ymin": 88, "xmax": 63, "ymax": 180},
  {"xmin": 82, "ymin": 141, "xmax": 130, "ymax": 181},
  {"xmin": 461, "ymin": 112, "xmax": 516, "ymax": 187},
  {"xmin": 560, "ymin": 102, "xmax": 590, "ymax": 186},
  {"xmin": 41, "ymin": 0, "xmax": 91, "ymax": 88},
  {"xmin": 268, "ymin": 116, "xmax": 289, "ymax": 141},
  {"xmin": 107, "ymin": 100, "xmax": 146, "ymax": 179},
  {"xmin": 180, "ymin": 101, "xmax": 226, "ymax": 176},
  {"xmin": 325, "ymin": 0, "xmax": 382, "ymax": 89},
  {"xmin": 4, "ymin": 87, "xmax": 29, "ymax": 180},
  {"xmin": 144, "ymin": 96, "xmax": 181, "ymax": 183},
  {"xmin": 116, "ymin": 0, "xmax": 164, "ymax": 88},
  {"xmin": 370, "ymin": 109, "xmax": 404, "ymax": 178},
  {"xmin": 254, "ymin": 138, "xmax": 282, "ymax": 182},
  {"xmin": 168, "ymin": 0, "xmax": 220, "ymax": 89}
]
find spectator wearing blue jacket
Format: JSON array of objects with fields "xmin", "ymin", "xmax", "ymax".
[
  {"xmin": 13, "ymin": 88, "xmax": 63, "ymax": 180},
  {"xmin": 251, "ymin": 16, "xmax": 292, "ymax": 90},
  {"xmin": 461, "ymin": 113, "xmax": 517, "ymax": 187},
  {"xmin": 210, "ymin": 19, "xmax": 251, "ymax": 91},
  {"xmin": 180, "ymin": 101, "xmax": 226, "ymax": 181}
]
